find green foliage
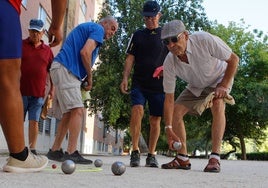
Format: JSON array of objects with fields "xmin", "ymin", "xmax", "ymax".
[
  {"xmin": 159, "ymin": 0, "xmax": 211, "ymax": 31},
  {"xmin": 236, "ymin": 152, "xmax": 268, "ymax": 161}
]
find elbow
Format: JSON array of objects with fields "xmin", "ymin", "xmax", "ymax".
[
  {"xmin": 80, "ymin": 49, "xmax": 89, "ymax": 60},
  {"xmin": 227, "ymin": 53, "xmax": 240, "ymax": 69},
  {"xmin": 232, "ymin": 52, "xmax": 240, "ymax": 66},
  {"xmin": 234, "ymin": 53, "xmax": 240, "ymax": 65}
]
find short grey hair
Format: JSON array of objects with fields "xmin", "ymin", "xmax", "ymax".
[{"xmin": 99, "ymin": 16, "xmax": 117, "ymax": 24}]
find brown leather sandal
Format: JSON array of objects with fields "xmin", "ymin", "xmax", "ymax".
[
  {"xmin": 161, "ymin": 157, "xmax": 191, "ymax": 170},
  {"xmin": 204, "ymin": 158, "xmax": 221, "ymax": 173}
]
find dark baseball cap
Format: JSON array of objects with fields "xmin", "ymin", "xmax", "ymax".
[{"xmin": 141, "ymin": 1, "xmax": 160, "ymax": 17}]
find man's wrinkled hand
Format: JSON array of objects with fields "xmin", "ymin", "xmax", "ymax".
[{"xmin": 165, "ymin": 127, "xmax": 181, "ymax": 150}]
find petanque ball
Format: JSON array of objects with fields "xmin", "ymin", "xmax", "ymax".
[
  {"xmin": 94, "ymin": 159, "xmax": 103, "ymax": 167},
  {"xmin": 52, "ymin": 164, "xmax": 57, "ymax": 169},
  {"xmin": 111, "ymin": 161, "xmax": 126, "ymax": 176},
  {"xmin": 61, "ymin": 160, "xmax": 76, "ymax": 174},
  {"xmin": 81, "ymin": 80, "xmax": 88, "ymax": 89},
  {"xmin": 173, "ymin": 141, "xmax": 182, "ymax": 150}
]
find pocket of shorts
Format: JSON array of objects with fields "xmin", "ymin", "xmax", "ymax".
[
  {"xmin": 61, "ymin": 87, "xmax": 82, "ymax": 107},
  {"xmin": 50, "ymin": 62, "xmax": 61, "ymax": 70},
  {"xmin": 50, "ymin": 63, "xmax": 62, "ymax": 85}
]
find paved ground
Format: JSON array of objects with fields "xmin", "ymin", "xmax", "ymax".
[{"xmin": 0, "ymin": 154, "xmax": 267, "ymax": 188}]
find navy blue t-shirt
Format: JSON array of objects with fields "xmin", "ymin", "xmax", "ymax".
[{"xmin": 126, "ymin": 27, "xmax": 169, "ymax": 93}]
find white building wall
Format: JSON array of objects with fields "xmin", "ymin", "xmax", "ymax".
[
  {"xmin": 81, "ymin": 109, "xmax": 95, "ymax": 154},
  {"xmin": 0, "ymin": 127, "xmax": 8, "ymax": 153}
]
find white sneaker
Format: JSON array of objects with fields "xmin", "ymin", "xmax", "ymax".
[{"xmin": 3, "ymin": 152, "xmax": 48, "ymax": 173}]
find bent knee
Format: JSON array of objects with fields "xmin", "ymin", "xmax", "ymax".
[
  {"xmin": 71, "ymin": 107, "xmax": 85, "ymax": 117},
  {"xmin": 132, "ymin": 105, "xmax": 144, "ymax": 114},
  {"xmin": 211, "ymin": 99, "xmax": 225, "ymax": 113}
]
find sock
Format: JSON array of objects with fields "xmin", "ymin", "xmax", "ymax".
[
  {"xmin": 209, "ymin": 152, "xmax": 220, "ymax": 161},
  {"xmin": 31, "ymin": 149, "xmax": 37, "ymax": 155},
  {"xmin": 10, "ymin": 147, "xmax": 28, "ymax": 161},
  {"xmin": 147, "ymin": 153, "xmax": 154, "ymax": 157},
  {"xmin": 177, "ymin": 153, "xmax": 189, "ymax": 161},
  {"xmin": 132, "ymin": 150, "xmax": 139, "ymax": 154}
]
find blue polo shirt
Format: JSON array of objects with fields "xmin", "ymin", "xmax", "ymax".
[{"xmin": 54, "ymin": 22, "xmax": 104, "ymax": 80}]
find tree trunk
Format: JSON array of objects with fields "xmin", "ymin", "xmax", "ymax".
[
  {"xmin": 239, "ymin": 136, "xmax": 247, "ymax": 160},
  {"xmin": 205, "ymin": 141, "xmax": 209, "ymax": 158}
]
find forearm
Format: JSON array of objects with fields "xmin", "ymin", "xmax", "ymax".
[
  {"xmin": 80, "ymin": 39, "xmax": 97, "ymax": 78},
  {"xmin": 164, "ymin": 93, "xmax": 181, "ymax": 145},
  {"xmin": 122, "ymin": 55, "xmax": 134, "ymax": 80},
  {"xmin": 50, "ymin": 0, "xmax": 67, "ymax": 29},
  {"xmin": 164, "ymin": 93, "xmax": 174, "ymax": 126},
  {"xmin": 47, "ymin": 74, "xmax": 54, "ymax": 97},
  {"xmin": 49, "ymin": 86, "xmax": 55, "ymax": 97},
  {"xmin": 219, "ymin": 52, "xmax": 239, "ymax": 89},
  {"xmin": 81, "ymin": 55, "xmax": 92, "ymax": 78},
  {"xmin": 122, "ymin": 66, "xmax": 131, "ymax": 81}
]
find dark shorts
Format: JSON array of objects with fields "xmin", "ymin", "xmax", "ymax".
[
  {"xmin": 23, "ymin": 96, "xmax": 45, "ymax": 121},
  {"xmin": 0, "ymin": 0, "xmax": 22, "ymax": 59},
  {"xmin": 175, "ymin": 87, "xmax": 215, "ymax": 115},
  {"xmin": 131, "ymin": 87, "xmax": 164, "ymax": 117}
]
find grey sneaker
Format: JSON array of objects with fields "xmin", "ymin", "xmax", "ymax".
[
  {"xmin": 130, "ymin": 150, "xmax": 140, "ymax": 167},
  {"xmin": 64, "ymin": 150, "xmax": 92, "ymax": 164},
  {"xmin": 3, "ymin": 152, "xmax": 48, "ymax": 173},
  {"xmin": 145, "ymin": 155, "xmax": 158, "ymax": 168},
  {"xmin": 46, "ymin": 148, "xmax": 65, "ymax": 162}
]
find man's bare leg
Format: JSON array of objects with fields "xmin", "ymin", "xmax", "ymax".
[{"xmin": 0, "ymin": 59, "xmax": 25, "ymax": 153}]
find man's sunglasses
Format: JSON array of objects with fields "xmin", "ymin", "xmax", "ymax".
[
  {"xmin": 162, "ymin": 32, "xmax": 183, "ymax": 45},
  {"xmin": 144, "ymin": 16, "xmax": 157, "ymax": 21}
]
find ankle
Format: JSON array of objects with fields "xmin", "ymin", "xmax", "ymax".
[
  {"xmin": 177, "ymin": 153, "xmax": 189, "ymax": 161},
  {"xmin": 30, "ymin": 149, "xmax": 37, "ymax": 155},
  {"xmin": 209, "ymin": 152, "xmax": 220, "ymax": 161},
  {"xmin": 10, "ymin": 147, "xmax": 28, "ymax": 161}
]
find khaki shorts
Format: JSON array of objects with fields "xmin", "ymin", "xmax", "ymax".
[
  {"xmin": 50, "ymin": 62, "xmax": 84, "ymax": 114},
  {"xmin": 175, "ymin": 87, "xmax": 215, "ymax": 116}
]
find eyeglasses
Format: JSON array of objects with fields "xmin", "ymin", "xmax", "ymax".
[
  {"xmin": 29, "ymin": 30, "xmax": 43, "ymax": 35},
  {"xmin": 144, "ymin": 16, "xmax": 157, "ymax": 21},
  {"xmin": 162, "ymin": 32, "xmax": 184, "ymax": 45}
]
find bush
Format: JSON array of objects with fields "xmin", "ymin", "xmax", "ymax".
[{"xmin": 236, "ymin": 152, "xmax": 268, "ymax": 160}]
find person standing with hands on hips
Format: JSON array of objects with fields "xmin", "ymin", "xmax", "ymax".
[
  {"xmin": 120, "ymin": 1, "xmax": 168, "ymax": 168},
  {"xmin": 160, "ymin": 20, "xmax": 239, "ymax": 173}
]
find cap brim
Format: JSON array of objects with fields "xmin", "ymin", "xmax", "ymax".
[
  {"xmin": 142, "ymin": 12, "xmax": 158, "ymax": 17},
  {"xmin": 28, "ymin": 27, "xmax": 43, "ymax": 32},
  {"xmin": 161, "ymin": 32, "xmax": 182, "ymax": 40}
]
